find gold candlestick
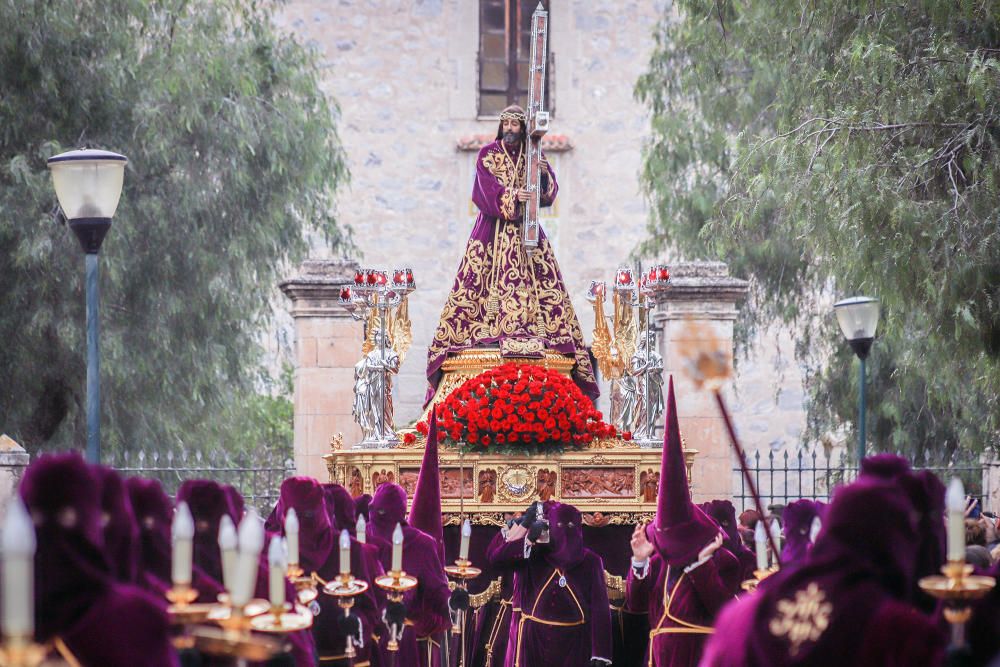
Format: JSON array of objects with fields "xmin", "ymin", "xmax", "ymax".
[
  {"xmin": 322, "ymin": 573, "xmax": 371, "ymax": 659},
  {"xmin": 740, "ymin": 567, "xmax": 778, "ymax": 594},
  {"xmin": 191, "ymin": 599, "xmax": 289, "ymax": 661},
  {"xmin": 0, "ymin": 635, "xmax": 47, "ymax": 667},
  {"xmin": 165, "ymin": 584, "xmax": 217, "ymax": 626},
  {"xmin": 289, "ymin": 570, "xmax": 319, "ymax": 606},
  {"xmin": 919, "ymin": 559, "xmax": 995, "ymax": 651},
  {"xmin": 444, "ymin": 559, "xmax": 482, "ymax": 667},
  {"xmin": 375, "ymin": 571, "xmax": 418, "ymax": 652}
]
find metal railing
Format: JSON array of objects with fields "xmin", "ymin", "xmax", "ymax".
[
  {"xmin": 108, "ymin": 447, "xmax": 295, "ymax": 513},
  {"xmin": 732, "ymin": 448, "xmax": 989, "ymax": 512}
]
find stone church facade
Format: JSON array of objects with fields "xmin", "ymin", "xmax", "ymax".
[{"xmin": 273, "ymin": 0, "xmax": 814, "ymax": 503}]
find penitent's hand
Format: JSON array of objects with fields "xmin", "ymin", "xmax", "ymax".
[
  {"xmin": 631, "ymin": 523, "xmax": 654, "ymax": 562},
  {"xmin": 516, "ymin": 188, "xmax": 531, "ymax": 202},
  {"xmin": 506, "ymin": 523, "xmax": 528, "ymax": 543},
  {"xmin": 697, "ymin": 533, "xmax": 724, "ymax": 563}
]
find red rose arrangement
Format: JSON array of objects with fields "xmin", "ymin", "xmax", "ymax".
[{"xmin": 416, "ymin": 363, "xmax": 617, "ymax": 455}]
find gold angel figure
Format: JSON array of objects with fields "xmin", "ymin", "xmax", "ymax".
[
  {"xmin": 392, "ymin": 295, "xmax": 413, "ymax": 364},
  {"xmin": 591, "ymin": 288, "xmax": 616, "ymax": 379},
  {"xmin": 612, "ymin": 290, "xmax": 637, "ymax": 374}
]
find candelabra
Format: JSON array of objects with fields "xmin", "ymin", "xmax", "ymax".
[
  {"xmin": 339, "ymin": 267, "xmax": 415, "ymax": 448},
  {"xmin": 286, "ymin": 564, "xmax": 319, "ymax": 606},
  {"xmin": 322, "ymin": 573, "xmax": 372, "ymax": 660},
  {"xmin": 166, "ymin": 583, "xmax": 216, "ymax": 625},
  {"xmin": 919, "ymin": 559, "xmax": 995, "ymax": 654},
  {"xmin": 444, "ymin": 559, "xmax": 482, "ymax": 667},
  {"xmin": 192, "ymin": 597, "xmax": 286, "ymax": 662},
  {"xmin": 0, "ymin": 637, "xmax": 46, "ymax": 667},
  {"xmin": 740, "ymin": 567, "xmax": 779, "ymax": 593},
  {"xmin": 589, "ymin": 264, "xmax": 670, "ymax": 446},
  {"xmin": 374, "ymin": 570, "xmax": 419, "ymax": 653}
]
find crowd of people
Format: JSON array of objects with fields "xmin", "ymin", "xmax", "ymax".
[{"xmin": 9, "ymin": 379, "xmax": 1000, "ymax": 667}]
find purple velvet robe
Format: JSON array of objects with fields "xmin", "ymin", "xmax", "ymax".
[
  {"xmin": 469, "ymin": 531, "xmax": 516, "ymax": 667},
  {"xmin": 625, "ymin": 549, "xmax": 740, "ymax": 667},
  {"xmin": 488, "ymin": 536, "xmax": 612, "ymax": 667},
  {"xmin": 700, "ymin": 477, "xmax": 946, "ymax": 667},
  {"xmin": 425, "ymin": 139, "xmax": 599, "ymax": 404},
  {"xmin": 370, "ymin": 526, "xmax": 452, "ymax": 667}
]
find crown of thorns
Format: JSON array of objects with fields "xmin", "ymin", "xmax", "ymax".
[{"xmin": 499, "ymin": 109, "xmax": 526, "ymax": 122}]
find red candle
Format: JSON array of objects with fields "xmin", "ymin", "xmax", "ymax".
[
  {"xmin": 375, "ymin": 271, "xmax": 387, "ymax": 286},
  {"xmin": 354, "ymin": 271, "xmax": 364, "ymax": 286},
  {"xmin": 365, "ymin": 270, "xmax": 377, "ymax": 286},
  {"xmin": 657, "ymin": 266, "xmax": 670, "ymax": 281},
  {"xmin": 393, "ymin": 270, "xmax": 406, "ymax": 285},
  {"xmin": 339, "ymin": 287, "xmax": 351, "ymax": 301}
]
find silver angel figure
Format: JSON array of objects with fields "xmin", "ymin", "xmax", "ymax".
[
  {"xmin": 352, "ymin": 330, "xmax": 401, "ymax": 446},
  {"xmin": 627, "ymin": 330, "xmax": 664, "ymax": 442}
]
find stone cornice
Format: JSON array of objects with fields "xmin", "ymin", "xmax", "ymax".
[
  {"xmin": 651, "ymin": 261, "xmax": 749, "ymax": 305},
  {"xmin": 280, "ymin": 258, "xmax": 360, "ymax": 318}
]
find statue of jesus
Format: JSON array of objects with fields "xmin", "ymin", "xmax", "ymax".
[{"xmin": 425, "ymin": 105, "xmax": 599, "ymax": 404}]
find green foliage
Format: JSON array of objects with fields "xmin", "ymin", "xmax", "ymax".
[
  {"xmin": 638, "ymin": 0, "xmax": 1000, "ymax": 461},
  {"xmin": 0, "ymin": 0, "xmax": 348, "ymax": 457}
]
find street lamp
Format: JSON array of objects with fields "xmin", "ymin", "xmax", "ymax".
[
  {"xmin": 833, "ymin": 296, "xmax": 880, "ymax": 461},
  {"xmin": 47, "ymin": 148, "xmax": 128, "ymax": 464}
]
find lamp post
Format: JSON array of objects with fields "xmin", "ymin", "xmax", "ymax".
[
  {"xmin": 833, "ymin": 296, "xmax": 880, "ymax": 461},
  {"xmin": 47, "ymin": 148, "xmax": 128, "ymax": 464}
]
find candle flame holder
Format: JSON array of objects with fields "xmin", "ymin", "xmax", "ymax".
[
  {"xmin": 288, "ymin": 569, "xmax": 318, "ymax": 606},
  {"xmin": 165, "ymin": 584, "xmax": 217, "ymax": 625},
  {"xmin": 375, "ymin": 571, "xmax": 418, "ymax": 652},
  {"xmin": 919, "ymin": 559, "xmax": 995, "ymax": 652},
  {"xmin": 250, "ymin": 601, "xmax": 314, "ymax": 633},
  {"xmin": 0, "ymin": 635, "xmax": 47, "ymax": 667},
  {"xmin": 444, "ymin": 558, "xmax": 482, "ymax": 647},
  {"xmin": 321, "ymin": 573, "xmax": 371, "ymax": 659},
  {"xmin": 740, "ymin": 567, "xmax": 779, "ymax": 593}
]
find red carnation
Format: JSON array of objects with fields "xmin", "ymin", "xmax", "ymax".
[
  {"xmin": 416, "ymin": 421, "xmax": 429, "ymax": 435},
  {"xmin": 403, "ymin": 432, "xmax": 417, "ymax": 444}
]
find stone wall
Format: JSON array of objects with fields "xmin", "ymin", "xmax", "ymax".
[{"xmin": 273, "ymin": 1, "xmax": 811, "ymax": 491}]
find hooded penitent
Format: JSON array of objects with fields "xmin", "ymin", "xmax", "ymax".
[
  {"xmin": 701, "ymin": 477, "xmax": 945, "ymax": 667},
  {"xmin": 650, "ymin": 376, "xmax": 720, "ymax": 565},
  {"xmin": 321, "ymin": 483, "xmax": 357, "ymax": 532},
  {"xmin": 20, "ymin": 454, "xmax": 178, "ymax": 667},
  {"xmin": 859, "ymin": 453, "xmax": 946, "ymax": 611},
  {"xmin": 702, "ymin": 499, "xmax": 756, "ymax": 581},
  {"xmin": 544, "ymin": 502, "xmax": 585, "ymax": 568},
  {"xmin": 176, "ymin": 479, "xmax": 240, "ymax": 583},
  {"xmin": 780, "ymin": 499, "xmax": 826, "ymax": 565},
  {"xmin": 94, "ymin": 465, "xmax": 140, "ymax": 584},
  {"xmin": 408, "ymin": 409, "xmax": 445, "ymax": 559},
  {"xmin": 273, "ymin": 477, "xmax": 335, "ymax": 571}
]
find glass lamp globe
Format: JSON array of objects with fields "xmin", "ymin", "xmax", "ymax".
[{"xmin": 47, "ymin": 148, "xmax": 128, "ymax": 253}]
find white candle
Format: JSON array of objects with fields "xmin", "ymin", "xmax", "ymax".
[
  {"xmin": 171, "ymin": 502, "xmax": 195, "ymax": 587},
  {"xmin": 284, "ymin": 508, "xmax": 299, "ymax": 566},
  {"xmin": 218, "ymin": 515, "xmax": 238, "ymax": 593},
  {"xmin": 946, "ymin": 477, "xmax": 965, "ymax": 562},
  {"xmin": 391, "ymin": 523, "xmax": 403, "ymax": 574},
  {"xmin": 808, "ymin": 516, "xmax": 822, "ymax": 544},
  {"xmin": 459, "ymin": 519, "xmax": 472, "ymax": 561},
  {"xmin": 339, "ymin": 529, "xmax": 351, "ymax": 576},
  {"xmin": 356, "ymin": 515, "xmax": 366, "ymax": 544},
  {"xmin": 233, "ymin": 510, "xmax": 264, "ymax": 607},
  {"xmin": 754, "ymin": 521, "xmax": 767, "ymax": 571},
  {"xmin": 2, "ymin": 498, "xmax": 35, "ymax": 639},
  {"xmin": 768, "ymin": 517, "xmax": 782, "ymax": 558},
  {"xmin": 267, "ymin": 538, "xmax": 287, "ymax": 609}
]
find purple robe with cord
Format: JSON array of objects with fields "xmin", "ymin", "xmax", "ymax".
[
  {"xmin": 470, "ymin": 530, "xmax": 517, "ymax": 667},
  {"xmin": 368, "ymin": 483, "xmax": 451, "ymax": 667},
  {"xmin": 487, "ymin": 504, "xmax": 612, "ymax": 667},
  {"xmin": 779, "ymin": 499, "xmax": 825, "ymax": 566},
  {"xmin": 626, "ymin": 549, "xmax": 739, "ymax": 667},
  {"xmin": 700, "ymin": 500, "xmax": 756, "ymax": 585},
  {"xmin": 425, "ymin": 138, "xmax": 599, "ymax": 404},
  {"xmin": 126, "ymin": 477, "xmax": 223, "ymax": 602},
  {"xmin": 699, "ymin": 477, "xmax": 946, "ymax": 667},
  {"xmin": 20, "ymin": 453, "xmax": 179, "ymax": 667},
  {"xmin": 95, "ymin": 466, "xmax": 141, "ymax": 584},
  {"xmin": 181, "ymin": 480, "xmax": 314, "ymax": 667}
]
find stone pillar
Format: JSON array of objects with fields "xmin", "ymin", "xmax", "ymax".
[
  {"xmin": 651, "ymin": 262, "xmax": 749, "ymax": 503},
  {"xmin": 983, "ymin": 454, "xmax": 1000, "ymax": 515},
  {"xmin": 279, "ymin": 259, "xmax": 364, "ymax": 480},
  {"xmin": 0, "ymin": 435, "xmax": 30, "ymax": 516}
]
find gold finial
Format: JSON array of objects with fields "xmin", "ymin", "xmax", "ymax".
[{"xmin": 330, "ymin": 432, "xmax": 344, "ymax": 452}]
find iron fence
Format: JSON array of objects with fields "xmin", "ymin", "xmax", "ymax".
[
  {"xmin": 108, "ymin": 447, "xmax": 295, "ymax": 513},
  {"xmin": 732, "ymin": 448, "xmax": 990, "ymax": 513}
]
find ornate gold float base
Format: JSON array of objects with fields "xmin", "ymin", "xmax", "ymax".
[
  {"xmin": 326, "ymin": 435, "xmax": 696, "ymax": 526},
  {"xmin": 328, "ymin": 346, "xmax": 696, "ymax": 523}
]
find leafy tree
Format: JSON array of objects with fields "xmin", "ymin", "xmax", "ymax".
[
  {"xmin": 0, "ymin": 0, "xmax": 348, "ymax": 457},
  {"xmin": 637, "ymin": 0, "xmax": 1000, "ymax": 461}
]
